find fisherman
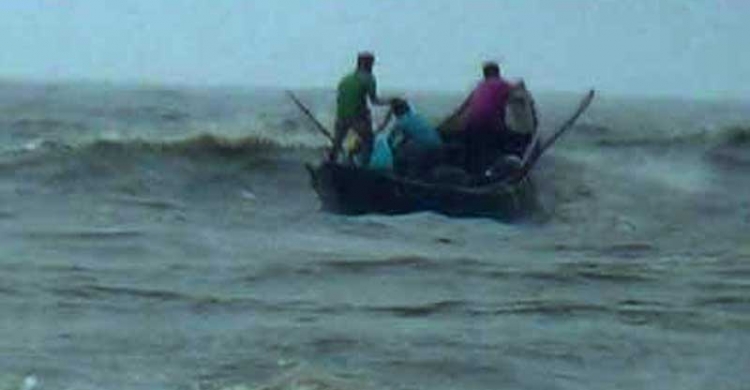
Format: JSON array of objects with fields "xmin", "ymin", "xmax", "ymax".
[
  {"xmin": 442, "ymin": 61, "xmax": 515, "ymax": 174},
  {"xmin": 373, "ymin": 98, "xmax": 443, "ymax": 178},
  {"xmin": 329, "ymin": 51, "xmax": 392, "ymax": 166}
]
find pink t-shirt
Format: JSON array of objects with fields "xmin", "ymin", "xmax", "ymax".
[{"xmin": 466, "ymin": 78, "xmax": 512, "ymax": 129}]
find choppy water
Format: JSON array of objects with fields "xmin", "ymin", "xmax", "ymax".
[{"xmin": 1, "ymin": 81, "xmax": 750, "ymax": 390}]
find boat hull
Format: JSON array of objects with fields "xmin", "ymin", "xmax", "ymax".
[{"xmin": 306, "ymin": 162, "xmax": 539, "ymax": 221}]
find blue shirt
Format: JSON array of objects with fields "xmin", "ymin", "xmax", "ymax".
[
  {"xmin": 369, "ymin": 132, "xmax": 393, "ymax": 170},
  {"xmin": 392, "ymin": 111, "xmax": 442, "ymax": 150}
]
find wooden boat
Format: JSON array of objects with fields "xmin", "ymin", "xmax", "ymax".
[
  {"xmin": 305, "ymin": 161, "xmax": 539, "ymax": 221},
  {"xmin": 290, "ymin": 89, "xmax": 595, "ymax": 221}
]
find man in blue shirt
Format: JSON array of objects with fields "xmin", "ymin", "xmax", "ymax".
[{"xmin": 374, "ymin": 98, "xmax": 443, "ymax": 178}]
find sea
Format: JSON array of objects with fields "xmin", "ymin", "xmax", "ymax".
[{"xmin": 1, "ymin": 80, "xmax": 749, "ymax": 390}]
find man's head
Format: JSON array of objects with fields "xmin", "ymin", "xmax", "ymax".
[
  {"xmin": 357, "ymin": 52, "xmax": 375, "ymax": 72},
  {"xmin": 482, "ymin": 61, "xmax": 500, "ymax": 79},
  {"xmin": 390, "ymin": 98, "xmax": 410, "ymax": 117}
]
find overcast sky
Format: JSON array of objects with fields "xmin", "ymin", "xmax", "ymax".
[{"xmin": 1, "ymin": 0, "xmax": 747, "ymax": 99}]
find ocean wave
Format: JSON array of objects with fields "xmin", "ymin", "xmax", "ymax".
[
  {"xmin": 103, "ymin": 104, "xmax": 191, "ymax": 124},
  {"xmin": 715, "ymin": 126, "xmax": 750, "ymax": 147},
  {"xmin": 22, "ymin": 227, "xmax": 144, "ymax": 241},
  {"xmin": 0, "ymin": 132, "xmax": 320, "ymax": 203},
  {"xmin": 1, "ymin": 133, "xmax": 314, "ymax": 170},
  {"xmin": 50, "ymin": 283, "xmax": 265, "ymax": 310},
  {"xmin": 84, "ymin": 133, "xmax": 292, "ymax": 157},
  {"xmin": 51, "ymin": 283, "xmax": 188, "ymax": 302},
  {"xmin": 108, "ymin": 194, "xmax": 187, "ymax": 210},
  {"xmin": 585, "ymin": 124, "xmax": 750, "ymax": 150},
  {"xmin": 7, "ymin": 117, "xmax": 89, "ymax": 132},
  {"xmin": 318, "ymin": 255, "xmax": 438, "ymax": 273},
  {"xmin": 224, "ymin": 365, "xmax": 371, "ymax": 390},
  {"xmin": 0, "ymin": 374, "xmax": 39, "ymax": 390},
  {"xmin": 591, "ymin": 130, "xmax": 711, "ymax": 148},
  {"xmin": 707, "ymin": 126, "xmax": 750, "ymax": 168}
]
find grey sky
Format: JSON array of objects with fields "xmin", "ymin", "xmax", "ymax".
[{"xmin": 1, "ymin": 0, "xmax": 748, "ymax": 99}]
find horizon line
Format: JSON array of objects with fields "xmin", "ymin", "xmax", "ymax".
[{"xmin": 1, "ymin": 75, "xmax": 748, "ymax": 105}]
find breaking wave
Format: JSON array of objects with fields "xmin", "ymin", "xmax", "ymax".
[
  {"xmin": 1, "ymin": 133, "xmax": 316, "ymax": 169},
  {"xmin": 715, "ymin": 125, "xmax": 750, "ymax": 147},
  {"xmin": 571, "ymin": 124, "xmax": 743, "ymax": 149},
  {"xmin": 708, "ymin": 126, "xmax": 750, "ymax": 168}
]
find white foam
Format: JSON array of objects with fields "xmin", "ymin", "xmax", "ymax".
[{"xmin": 20, "ymin": 375, "xmax": 37, "ymax": 390}]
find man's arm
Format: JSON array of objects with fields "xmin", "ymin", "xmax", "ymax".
[
  {"xmin": 366, "ymin": 77, "xmax": 392, "ymax": 106},
  {"xmin": 371, "ymin": 96, "xmax": 391, "ymax": 106},
  {"xmin": 375, "ymin": 108, "xmax": 394, "ymax": 133},
  {"xmin": 368, "ymin": 92, "xmax": 392, "ymax": 106}
]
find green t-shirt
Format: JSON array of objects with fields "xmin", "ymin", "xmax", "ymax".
[{"xmin": 336, "ymin": 71, "xmax": 377, "ymax": 120}]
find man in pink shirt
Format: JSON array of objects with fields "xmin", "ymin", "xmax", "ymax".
[{"xmin": 444, "ymin": 62, "xmax": 515, "ymax": 174}]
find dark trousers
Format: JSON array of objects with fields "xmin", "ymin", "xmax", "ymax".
[
  {"xmin": 330, "ymin": 114, "xmax": 373, "ymax": 166},
  {"xmin": 462, "ymin": 120, "xmax": 534, "ymax": 174},
  {"xmin": 464, "ymin": 128, "xmax": 503, "ymax": 175},
  {"xmin": 501, "ymin": 131, "xmax": 533, "ymax": 158}
]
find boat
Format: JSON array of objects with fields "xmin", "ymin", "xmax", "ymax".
[
  {"xmin": 305, "ymin": 161, "xmax": 540, "ymax": 220},
  {"xmin": 290, "ymin": 89, "xmax": 595, "ymax": 221}
]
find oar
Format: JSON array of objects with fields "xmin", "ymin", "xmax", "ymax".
[
  {"xmin": 286, "ymin": 90, "xmax": 334, "ymax": 142},
  {"xmin": 512, "ymin": 89, "xmax": 596, "ymax": 182}
]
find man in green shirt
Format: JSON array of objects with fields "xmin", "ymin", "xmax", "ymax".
[{"xmin": 329, "ymin": 52, "xmax": 391, "ymax": 165}]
